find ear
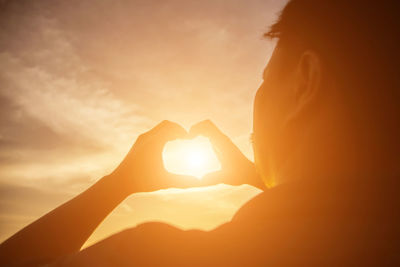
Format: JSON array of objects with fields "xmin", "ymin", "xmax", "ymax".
[{"xmin": 290, "ymin": 50, "xmax": 322, "ymax": 120}]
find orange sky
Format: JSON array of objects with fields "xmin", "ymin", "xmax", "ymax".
[{"xmin": 0, "ymin": 0, "xmax": 287, "ymax": 245}]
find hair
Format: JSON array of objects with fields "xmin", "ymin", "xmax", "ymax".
[
  {"xmin": 265, "ymin": 0, "xmax": 400, "ymax": 135},
  {"xmin": 265, "ymin": 0, "xmax": 399, "ymax": 89}
]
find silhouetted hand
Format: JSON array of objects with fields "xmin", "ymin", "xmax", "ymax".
[
  {"xmin": 111, "ymin": 120, "xmax": 201, "ymax": 195},
  {"xmin": 190, "ymin": 120, "xmax": 264, "ymax": 189}
]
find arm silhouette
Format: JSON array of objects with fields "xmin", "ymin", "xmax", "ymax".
[
  {"xmin": 0, "ymin": 174, "xmax": 128, "ymax": 266},
  {"xmin": 0, "ymin": 120, "xmax": 263, "ymax": 266},
  {"xmin": 0, "ymin": 121, "xmax": 198, "ymax": 265}
]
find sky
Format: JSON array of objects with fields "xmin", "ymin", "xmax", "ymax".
[{"xmin": 0, "ymin": 0, "xmax": 287, "ymax": 246}]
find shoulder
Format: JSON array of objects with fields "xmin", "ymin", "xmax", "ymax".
[
  {"xmin": 230, "ymin": 182, "xmax": 299, "ymax": 223},
  {"xmin": 57, "ymin": 222, "xmax": 219, "ymax": 266}
]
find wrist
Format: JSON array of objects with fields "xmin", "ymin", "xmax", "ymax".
[{"xmin": 100, "ymin": 173, "xmax": 133, "ymax": 200}]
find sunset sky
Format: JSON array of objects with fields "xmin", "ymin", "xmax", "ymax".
[{"xmin": 0, "ymin": 0, "xmax": 287, "ymax": 246}]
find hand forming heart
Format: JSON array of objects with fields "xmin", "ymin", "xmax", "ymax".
[{"xmin": 111, "ymin": 120, "xmax": 263, "ymax": 197}]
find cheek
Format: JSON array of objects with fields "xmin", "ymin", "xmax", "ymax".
[
  {"xmin": 253, "ymin": 79, "xmax": 292, "ymax": 182},
  {"xmin": 253, "ymin": 88, "xmax": 263, "ymax": 134},
  {"xmin": 255, "ymin": 77, "xmax": 294, "ymax": 139},
  {"xmin": 253, "ymin": 83, "xmax": 277, "ymax": 144},
  {"xmin": 253, "ymin": 85, "xmax": 273, "ymax": 172}
]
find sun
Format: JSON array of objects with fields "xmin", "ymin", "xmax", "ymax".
[
  {"xmin": 186, "ymin": 147, "xmax": 206, "ymax": 168},
  {"xmin": 163, "ymin": 137, "xmax": 221, "ymax": 178}
]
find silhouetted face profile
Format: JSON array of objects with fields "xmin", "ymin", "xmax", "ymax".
[
  {"xmin": 252, "ymin": 0, "xmax": 399, "ymax": 188},
  {"xmin": 253, "ymin": 41, "xmax": 315, "ymax": 187},
  {"xmin": 253, "ymin": 46, "xmax": 297, "ymax": 187}
]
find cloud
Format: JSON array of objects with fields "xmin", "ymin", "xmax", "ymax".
[{"xmin": 0, "ymin": 2, "xmax": 152, "ymax": 186}]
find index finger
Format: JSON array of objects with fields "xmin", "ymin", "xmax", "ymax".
[
  {"xmin": 189, "ymin": 120, "xmax": 226, "ymax": 141},
  {"xmin": 189, "ymin": 120, "xmax": 240, "ymax": 163},
  {"xmin": 141, "ymin": 120, "xmax": 187, "ymax": 146}
]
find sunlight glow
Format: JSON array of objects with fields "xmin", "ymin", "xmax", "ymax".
[
  {"xmin": 187, "ymin": 149, "xmax": 206, "ymax": 168},
  {"xmin": 163, "ymin": 136, "xmax": 221, "ymax": 178}
]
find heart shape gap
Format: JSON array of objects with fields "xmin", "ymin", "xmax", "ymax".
[{"xmin": 163, "ymin": 136, "xmax": 221, "ymax": 178}]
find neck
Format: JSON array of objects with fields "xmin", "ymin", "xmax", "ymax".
[{"xmin": 277, "ymin": 115, "xmax": 400, "ymax": 186}]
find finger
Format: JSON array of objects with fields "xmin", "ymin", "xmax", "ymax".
[
  {"xmin": 189, "ymin": 120, "xmax": 224, "ymax": 139},
  {"xmin": 189, "ymin": 120, "xmax": 242, "ymax": 166},
  {"xmin": 142, "ymin": 120, "xmax": 187, "ymax": 144},
  {"xmin": 189, "ymin": 120, "xmax": 231, "ymax": 151}
]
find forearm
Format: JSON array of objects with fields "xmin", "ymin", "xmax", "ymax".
[{"xmin": 0, "ymin": 174, "xmax": 128, "ymax": 265}]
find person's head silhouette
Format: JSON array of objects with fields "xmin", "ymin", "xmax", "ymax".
[{"xmin": 253, "ymin": 0, "xmax": 400, "ymax": 187}]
